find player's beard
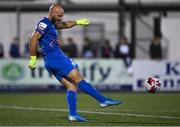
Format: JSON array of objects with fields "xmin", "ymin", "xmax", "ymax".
[
  {"xmin": 51, "ymin": 17, "xmax": 60, "ymax": 29},
  {"xmin": 51, "ymin": 16, "xmax": 56, "ymax": 24}
]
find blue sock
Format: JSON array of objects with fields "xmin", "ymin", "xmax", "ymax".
[
  {"xmin": 78, "ymin": 80, "xmax": 106, "ymax": 103},
  {"xmin": 66, "ymin": 90, "xmax": 77, "ymax": 116}
]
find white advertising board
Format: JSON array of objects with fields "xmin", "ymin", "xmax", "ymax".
[
  {"xmin": 0, "ymin": 59, "xmax": 132, "ymax": 86},
  {"xmin": 133, "ymin": 60, "xmax": 180, "ymax": 91}
]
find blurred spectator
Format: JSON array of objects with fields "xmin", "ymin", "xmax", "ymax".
[
  {"xmin": 149, "ymin": 37, "xmax": 162, "ymax": 60},
  {"xmin": 66, "ymin": 37, "xmax": 78, "ymax": 58},
  {"xmin": 23, "ymin": 42, "xmax": 29, "ymax": 58},
  {"xmin": 101, "ymin": 39, "xmax": 112, "ymax": 58},
  {"xmin": 9, "ymin": 36, "xmax": 21, "ymax": 58},
  {"xmin": 0, "ymin": 42, "xmax": 4, "ymax": 58},
  {"xmin": 82, "ymin": 37, "xmax": 96, "ymax": 58},
  {"xmin": 114, "ymin": 37, "xmax": 132, "ymax": 74}
]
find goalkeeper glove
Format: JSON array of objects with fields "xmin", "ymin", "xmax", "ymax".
[
  {"xmin": 28, "ymin": 56, "xmax": 36, "ymax": 69},
  {"xmin": 76, "ymin": 18, "xmax": 90, "ymax": 26}
]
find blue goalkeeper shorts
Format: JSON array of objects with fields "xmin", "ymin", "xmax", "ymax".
[{"xmin": 44, "ymin": 53, "xmax": 78, "ymax": 81}]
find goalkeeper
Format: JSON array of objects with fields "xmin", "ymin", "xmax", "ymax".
[{"xmin": 28, "ymin": 3, "xmax": 121, "ymax": 122}]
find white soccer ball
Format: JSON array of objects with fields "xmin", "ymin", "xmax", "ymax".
[{"xmin": 144, "ymin": 77, "xmax": 161, "ymax": 93}]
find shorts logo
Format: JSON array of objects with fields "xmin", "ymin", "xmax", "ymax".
[{"xmin": 38, "ymin": 22, "xmax": 47, "ymax": 30}]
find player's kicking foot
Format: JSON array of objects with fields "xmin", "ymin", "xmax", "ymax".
[
  {"xmin": 100, "ymin": 98, "xmax": 122, "ymax": 108},
  {"xmin": 68, "ymin": 115, "xmax": 88, "ymax": 122}
]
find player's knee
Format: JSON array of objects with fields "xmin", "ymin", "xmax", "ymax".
[
  {"xmin": 67, "ymin": 85, "xmax": 77, "ymax": 92},
  {"xmin": 68, "ymin": 69, "xmax": 84, "ymax": 84},
  {"xmin": 74, "ymin": 75, "xmax": 84, "ymax": 85},
  {"xmin": 65, "ymin": 82, "xmax": 77, "ymax": 92}
]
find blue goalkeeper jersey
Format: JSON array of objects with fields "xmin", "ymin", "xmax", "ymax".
[
  {"xmin": 35, "ymin": 17, "xmax": 63, "ymax": 57},
  {"xmin": 34, "ymin": 17, "xmax": 78, "ymax": 81}
]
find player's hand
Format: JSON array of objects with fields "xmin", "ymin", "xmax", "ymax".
[
  {"xmin": 76, "ymin": 18, "xmax": 90, "ymax": 26},
  {"xmin": 28, "ymin": 56, "xmax": 37, "ymax": 69}
]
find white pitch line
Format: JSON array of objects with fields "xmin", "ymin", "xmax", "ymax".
[{"xmin": 0, "ymin": 105, "xmax": 180, "ymax": 120}]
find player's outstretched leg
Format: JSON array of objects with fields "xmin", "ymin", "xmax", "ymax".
[
  {"xmin": 68, "ymin": 69, "xmax": 122, "ymax": 108},
  {"xmin": 61, "ymin": 78, "xmax": 87, "ymax": 122},
  {"xmin": 77, "ymin": 80, "xmax": 122, "ymax": 107}
]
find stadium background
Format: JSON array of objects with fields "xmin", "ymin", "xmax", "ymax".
[{"xmin": 0, "ymin": 0, "xmax": 180, "ymax": 126}]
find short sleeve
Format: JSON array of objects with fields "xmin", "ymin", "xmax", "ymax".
[{"xmin": 35, "ymin": 22, "xmax": 49, "ymax": 35}]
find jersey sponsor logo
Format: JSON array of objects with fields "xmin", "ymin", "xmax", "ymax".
[{"xmin": 38, "ymin": 22, "xmax": 47, "ymax": 30}]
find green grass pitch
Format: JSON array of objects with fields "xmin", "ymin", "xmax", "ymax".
[{"xmin": 0, "ymin": 92, "xmax": 180, "ymax": 126}]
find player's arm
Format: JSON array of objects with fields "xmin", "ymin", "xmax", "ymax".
[
  {"xmin": 57, "ymin": 18, "xmax": 90, "ymax": 29},
  {"xmin": 28, "ymin": 31, "xmax": 42, "ymax": 69},
  {"xmin": 57, "ymin": 21, "xmax": 76, "ymax": 29}
]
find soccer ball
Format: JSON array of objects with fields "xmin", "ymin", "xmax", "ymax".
[{"xmin": 144, "ymin": 77, "xmax": 161, "ymax": 93}]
